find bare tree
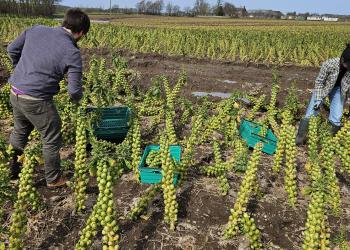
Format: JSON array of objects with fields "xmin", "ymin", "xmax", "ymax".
[
  {"xmin": 136, "ymin": 0, "xmax": 163, "ymax": 15},
  {"xmin": 154, "ymin": 0, "xmax": 164, "ymax": 14},
  {"xmin": 183, "ymin": 6, "xmax": 194, "ymax": 16},
  {"xmin": 166, "ymin": 2, "xmax": 173, "ymax": 16},
  {"xmin": 0, "ymin": 0, "xmax": 61, "ymax": 16},
  {"xmin": 193, "ymin": 0, "xmax": 210, "ymax": 16},
  {"xmin": 166, "ymin": 2, "xmax": 181, "ymax": 16},
  {"xmin": 172, "ymin": 5, "xmax": 180, "ymax": 16},
  {"xmin": 136, "ymin": 0, "xmax": 146, "ymax": 14},
  {"xmin": 145, "ymin": 1, "xmax": 153, "ymax": 13}
]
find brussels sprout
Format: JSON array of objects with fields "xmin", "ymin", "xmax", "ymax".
[
  {"xmin": 224, "ymin": 144, "xmax": 263, "ymax": 239},
  {"xmin": 73, "ymin": 107, "xmax": 89, "ymax": 212}
]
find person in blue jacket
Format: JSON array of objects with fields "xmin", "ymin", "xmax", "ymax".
[
  {"xmin": 296, "ymin": 44, "xmax": 350, "ymax": 145},
  {"xmin": 7, "ymin": 8, "xmax": 90, "ymax": 188}
]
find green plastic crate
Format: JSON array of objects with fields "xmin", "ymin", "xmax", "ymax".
[
  {"xmin": 87, "ymin": 106, "xmax": 132, "ymax": 141},
  {"xmin": 239, "ymin": 119, "xmax": 278, "ymax": 155},
  {"xmin": 138, "ymin": 145, "xmax": 181, "ymax": 185}
]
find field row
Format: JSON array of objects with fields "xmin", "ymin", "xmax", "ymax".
[{"xmin": 1, "ymin": 17, "xmax": 350, "ymax": 66}]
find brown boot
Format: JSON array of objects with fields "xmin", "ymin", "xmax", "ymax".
[{"xmin": 47, "ymin": 176, "xmax": 68, "ymax": 189}]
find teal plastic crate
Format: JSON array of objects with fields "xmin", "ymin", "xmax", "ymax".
[
  {"xmin": 239, "ymin": 119, "xmax": 278, "ymax": 155},
  {"xmin": 87, "ymin": 106, "xmax": 132, "ymax": 141},
  {"xmin": 138, "ymin": 145, "xmax": 181, "ymax": 185}
]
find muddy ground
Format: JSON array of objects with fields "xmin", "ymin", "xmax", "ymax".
[
  {"xmin": 1, "ymin": 49, "xmax": 350, "ymax": 250},
  {"xmin": 81, "ymin": 48, "xmax": 319, "ymax": 104},
  {"xmin": 1, "ymin": 45, "xmax": 319, "ymax": 102}
]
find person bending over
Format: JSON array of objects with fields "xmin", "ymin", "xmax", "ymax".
[
  {"xmin": 296, "ymin": 44, "xmax": 350, "ymax": 145},
  {"xmin": 7, "ymin": 8, "xmax": 90, "ymax": 188}
]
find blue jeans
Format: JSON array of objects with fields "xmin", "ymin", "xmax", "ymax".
[{"xmin": 305, "ymin": 86, "xmax": 344, "ymax": 126}]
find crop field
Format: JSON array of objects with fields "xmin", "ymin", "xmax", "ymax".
[
  {"xmin": 0, "ymin": 16, "xmax": 350, "ymax": 250},
  {"xmin": 2, "ymin": 17, "xmax": 350, "ymax": 66}
]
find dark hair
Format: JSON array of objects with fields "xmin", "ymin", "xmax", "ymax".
[
  {"xmin": 340, "ymin": 44, "xmax": 350, "ymax": 69},
  {"xmin": 62, "ymin": 8, "xmax": 90, "ymax": 34}
]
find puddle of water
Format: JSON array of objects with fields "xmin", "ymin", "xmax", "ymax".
[
  {"xmin": 222, "ymin": 80, "xmax": 237, "ymax": 84},
  {"xmin": 192, "ymin": 91, "xmax": 232, "ymax": 99}
]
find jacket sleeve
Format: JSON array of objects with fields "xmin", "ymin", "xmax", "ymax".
[
  {"xmin": 64, "ymin": 50, "xmax": 83, "ymax": 101},
  {"xmin": 7, "ymin": 29, "xmax": 27, "ymax": 67},
  {"xmin": 314, "ymin": 61, "xmax": 331, "ymax": 101}
]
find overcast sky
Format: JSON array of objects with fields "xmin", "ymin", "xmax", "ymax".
[{"xmin": 60, "ymin": 0, "xmax": 350, "ymax": 15}]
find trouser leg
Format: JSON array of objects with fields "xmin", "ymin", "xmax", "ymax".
[
  {"xmin": 35, "ymin": 102, "xmax": 63, "ymax": 184},
  {"xmin": 328, "ymin": 86, "xmax": 344, "ymax": 127},
  {"xmin": 9, "ymin": 94, "xmax": 34, "ymax": 151},
  {"xmin": 10, "ymin": 94, "xmax": 62, "ymax": 184},
  {"xmin": 304, "ymin": 90, "xmax": 322, "ymax": 119},
  {"xmin": 9, "ymin": 94, "xmax": 34, "ymax": 178}
]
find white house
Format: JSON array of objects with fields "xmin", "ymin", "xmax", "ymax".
[
  {"xmin": 322, "ymin": 17, "xmax": 339, "ymax": 22},
  {"xmin": 307, "ymin": 16, "xmax": 322, "ymax": 21}
]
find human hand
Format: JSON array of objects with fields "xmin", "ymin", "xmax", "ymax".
[
  {"xmin": 313, "ymin": 103, "xmax": 321, "ymax": 111},
  {"xmin": 313, "ymin": 100, "xmax": 322, "ymax": 111}
]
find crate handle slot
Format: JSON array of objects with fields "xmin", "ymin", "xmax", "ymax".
[
  {"xmin": 151, "ymin": 170, "xmax": 162, "ymax": 174},
  {"xmin": 251, "ymin": 132, "xmax": 274, "ymax": 143}
]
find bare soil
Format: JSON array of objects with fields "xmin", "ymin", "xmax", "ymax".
[
  {"xmin": 3, "ymin": 140, "xmax": 348, "ymax": 250},
  {"xmin": 1, "ymin": 46, "xmax": 319, "ymax": 103},
  {"xmin": 81, "ymin": 48, "xmax": 319, "ymax": 104},
  {"xmin": 1, "ymin": 49, "xmax": 350, "ymax": 250}
]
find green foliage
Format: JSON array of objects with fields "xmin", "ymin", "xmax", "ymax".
[
  {"xmin": 160, "ymin": 135, "xmax": 178, "ymax": 230},
  {"xmin": 283, "ymin": 81, "xmax": 300, "ymax": 119},
  {"xmin": 9, "ymin": 143, "xmax": 42, "ymax": 249},
  {"xmin": 224, "ymin": 143, "xmax": 263, "ymax": 239},
  {"xmin": 73, "ymin": 106, "xmax": 89, "ymax": 212},
  {"xmin": 128, "ymin": 185, "xmax": 160, "ymax": 220}
]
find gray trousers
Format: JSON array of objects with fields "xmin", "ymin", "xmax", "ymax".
[{"xmin": 9, "ymin": 93, "xmax": 62, "ymax": 183}]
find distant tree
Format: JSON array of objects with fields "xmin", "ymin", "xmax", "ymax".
[
  {"xmin": 214, "ymin": 0, "xmax": 224, "ymax": 16},
  {"xmin": 166, "ymin": 2, "xmax": 181, "ymax": 16},
  {"xmin": 172, "ymin": 5, "xmax": 180, "ymax": 16},
  {"xmin": 154, "ymin": 0, "xmax": 164, "ymax": 14},
  {"xmin": 193, "ymin": 0, "xmax": 210, "ymax": 15},
  {"xmin": 0, "ymin": 0, "xmax": 61, "ymax": 17},
  {"xmin": 111, "ymin": 4, "xmax": 121, "ymax": 13},
  {"xmin": 223, "ymin": 2, "xmax": 236, "ymax": 17},
  {"xmin": 240, "ymin": 6, "xmax": 248, "ymax": 17},
  {"xmin": 286, "ymin": 11, "xmax": 297, "ymax": 16},
  {"xmin": 183, "ymin": 6, "xmax": 194, "ymax": 16},
  {"xmin": 145, "ymin": 1, "xmax": 153, "ymax": 13},
  {"xmin": 299, "ymin": 12, "xmax": 310, "ymax": 18},
  {"xmin": 166, "ymin": 2, "xmax": 173, "ymax": 15},
  {"xmin": 136, "ymin": 0, "xmax": 146, "ymax": 14},
  {"xmin": 136, "ymin": 0, "xmax": 163, "ymax": 15}
]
